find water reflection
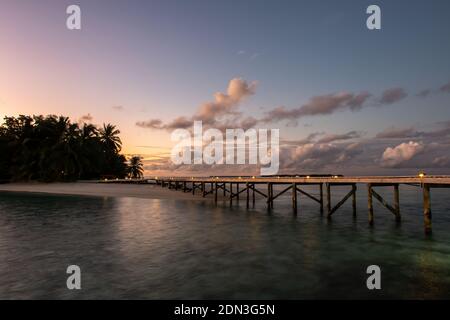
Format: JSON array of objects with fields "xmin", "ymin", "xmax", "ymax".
[{"xmin": 0, "ymin": 189, "xmax": 450, "ymax": 299}]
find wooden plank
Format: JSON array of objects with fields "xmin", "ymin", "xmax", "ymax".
[
  {"xmin": 272, "ymin": 185, "xmax": 293, "ymax": 201},
  {"xmin": 371, "ymin": 189, "xmax": 397, "ymax": 216},
  {"xmin": 296, "ymin": 187, "xmax": 321, "ymax": 203},
  {"xmin": 328, "ymin": 188, "xmax": 354, "ymax": 216}
]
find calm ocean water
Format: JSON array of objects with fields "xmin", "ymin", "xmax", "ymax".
[{"xmin": 1, "ymin": 185, "xmax": 450, "ymax": 299}]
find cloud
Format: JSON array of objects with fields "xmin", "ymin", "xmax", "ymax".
[
  {"xmin": 414, "ymin": 81, "xmax": 450, "ymax": 98},
  {"xmin": 262, "ymin": 87, "xmax": 410, "ymax": 125},
  {"xmin": 317, "ymin": 131, "xmax": 363, "ymax": 143},
  {"xmin": 112, "ymin": 105, "xmax": 124, "ymax": 111},
  {"xmin": 440, "ymin": 81, "xmax": 450, "ymax": 93},
  {"xmin": 250, "ymin": 53, "xmax": 261, "ymax": 60},
  {"xmin": 194, "ymin": 78, "xmax": 256, "ymax": 124},
  {"xmin": 376, "ymin": 126, "xmax": 419, "ymax": 139},
  {"xmin": 280, "ymin": 130, "xmax": 362, "ymax": 146},
  {"xmin": 136, "ymin": 119, "xmax": 165, "ymax": 129},
  {"xmin": 381, "ymin": 141, "xmax": 424, "ymax": 167},
  {"xmin": 281, "ymin": 142, "xmax": 364, "ymax": 171},
  {"xmin": 281, "ymin": 132, "xmax": 325, "ymax": 147},
  {"xmin": 379, "ymin": 87, "xmax": 407, "ymax": 105},
  {"xmin": 432, "ymin": 156, "xmax": 450, "ymax": 167},
  {"xmin": 136, "ymin": 78, "xmax": 257, "ymax": 131},
  {"xmin": 79, "ymin": 113, "xmax": 93, "ymax": 122},
  {"xmin": 262, "ymin": 91, "xmax": 371, "ymax": 123},
  {"xmin": 416, "ymin": 89, "xmax": 431, "ymax": 98},
  {"xmin": 376, "ymin": 121, "xmax": 450, "ymax": 140}
]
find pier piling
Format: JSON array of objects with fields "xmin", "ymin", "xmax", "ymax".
[
  {"xmin": 292, "ymin": 183, "xmax": 298, "ymax": 214},
  {"xmin": 368, "ymin": 184, "xmax": 374, "ymax": 225},
  {"xmin": 423, "ymin": 184, "xmax": 432, "ymax": 235}
]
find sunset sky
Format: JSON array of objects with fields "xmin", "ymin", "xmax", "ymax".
[{"xmin": 1, "ymin": 0, "xmax": 450, "ymax": 176}]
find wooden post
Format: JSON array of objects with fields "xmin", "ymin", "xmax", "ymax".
[
  {"xmin": 267, "ymin": 183, "xmax": 272, "ymax": 209},
  {"xmin": 252, "ymin": 183, "xmax": 256, "ymax": 207},
  {"xmin": 192, "ymin": 182, "xmax": 195, "ymax": 195},
  {"xmin": 319, "ymin": 183, "xmax": 324, "ymax": 214},
  {"xmin": 223, "ymin": 183, "xmax": 226, "ymax": 197},
  {"xmin": 229, "ymin": 183, "xmax": 233, "ymax": 206},
  {"xmin": 246, "ymin": 182, "xmax": 249, "ymax": 209},
  {"xmin": 183, "ymin": 181, "xmax": 187, "ymax": 192},
  {"xmin": 423, "ymin": 184, "xmax": 432, "ymax": 235},
  {"xmin": 201, "ymin": 182, "xmax": 205, "ymax": 197},
  {"xmin": 352, "ymin": 184, "xmax": 357, "ymax": 217},
  {"xmin": 394, "ymin": 184, "xmax": 401, "ymax": 222},
  {"xmin": 237, "ymin": 183, "xmax": 240, "ymax": 201},
  {"xmin": 214, "ymin": 182, "xmax": 218, "ymax": 204},
  {"xmin": 368, "ymin": 184, "xmax": 374, "ymax": 226},
  {"xmin": 292, "ymin": 183, "xmax": 298, "ymax": 214},
  {"xmin": 270, "ymin": 183, "xmax": 274, "ymax": 209},
  {"xmin": 326, "ymin": 183, "xmax": 331, "ymax": 216}
]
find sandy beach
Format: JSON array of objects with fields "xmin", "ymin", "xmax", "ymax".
[{"xmin": 0, "ymin": 182, "xmax": 207, "ymax": 200}]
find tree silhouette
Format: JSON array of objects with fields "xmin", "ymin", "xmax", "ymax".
[
  {"xmin": 128, "ymin": 156, "xmax": 144, "ymax": 179},
  {"xmin": 0, "ymin": 115, "xmax": 130, "ymax": 182}
]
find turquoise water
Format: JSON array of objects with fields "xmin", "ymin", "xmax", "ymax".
[{"xmin": 0, "ymin": 185, "xmax": 450, "ymax": 299}]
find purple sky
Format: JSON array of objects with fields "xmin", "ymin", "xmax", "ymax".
[{"xmin": 1, "ymin": 0, "xmax": 450, "ymax": 176}]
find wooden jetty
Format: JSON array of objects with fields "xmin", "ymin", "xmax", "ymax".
[{"xmin": 107, "ymin": 175, "xmax": 450, "ymax": 235}]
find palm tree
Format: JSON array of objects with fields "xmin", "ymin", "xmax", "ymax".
[
  {"xmin": 0, "ymin": 115, "xmax": 129, "ymax": 181},
  {"xmin": 99, "ymin": 124, "xmax": 122, "ymax": 153},
  {"xmin": 128, "ymin": 156, "xmax": 144, "ymax": 179}
]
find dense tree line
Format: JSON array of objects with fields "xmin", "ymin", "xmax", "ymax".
[{"xmin": 0, "ymin": 115, "xmax": 143, "ymax": 182}]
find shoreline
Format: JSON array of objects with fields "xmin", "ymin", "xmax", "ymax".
[{"xmin": 0, "ymin": 182, "xmax": 208, "ymax": 201}]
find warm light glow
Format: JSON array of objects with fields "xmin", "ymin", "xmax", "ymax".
[
  {"xmin": 419, "ymin": 172, "xmax": 426, "ymax": 178},
  {"xmin": 252, "ymin": 176, "xmax": 256, "ymax": 179},
  {"xmin": 306, "ymin": 175, "xmax": 310, "ymax": 179}
]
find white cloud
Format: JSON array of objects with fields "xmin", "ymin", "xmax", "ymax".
[{"xmin": 381, "ymin": 141, "xmax": 424, "ymax": 167}]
